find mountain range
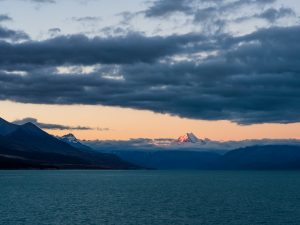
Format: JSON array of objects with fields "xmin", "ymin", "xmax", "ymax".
[
  {"xmin": 1, "ymin": 118, "xmax": 300, "ymax": 170},
  {"xmin": 86, "ymin": 144, "xmax": 300, "ymax": 170},
  {"xmin": 84, "ymin": 133, "xmax": 300, "ymax": 170},
  {"xmin": 0, "ymin": 118, "xmax": 137, "ymax": 169}
]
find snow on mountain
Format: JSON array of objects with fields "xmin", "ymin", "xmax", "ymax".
[
  {"xmin": 68, "ymin": 131, "xmax": 300, "ymax": 153},
  {"xmin": 59, "ymin": 133, "xmax": 91, "ymax": 150},
  {"xmin": 176, "ymin": 133, "xmax": 205, "ymax": 144},
  {"xmin": 60, "ymin": 133, "xmax": 80, "ymax": 144}
]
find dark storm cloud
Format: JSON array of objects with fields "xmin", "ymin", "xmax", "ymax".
[
  {"xmin": 13, "ymin": 118, "xmax": 93, "ymax": 130},
  {"xmin": 1, "ymin": 24, "xmax": 300, "ymax": 124},
  {"xmin": 0, "ymin": 26, "xmax": 29, "ymax": 41},
  {"xmin": 0, "ymin": 14, "xmax": 12, "ymax": 22},
  {"xmin": 0, "ymin": 33, "xmax": 204, "ymax": 66}
]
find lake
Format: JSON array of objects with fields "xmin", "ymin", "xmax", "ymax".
[{"xmin": 0, "ymin": 170, "xmax": 300, "ymax": 225}]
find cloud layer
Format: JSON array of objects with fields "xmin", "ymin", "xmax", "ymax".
[
  {"xmin": 0, "ymin": 0, "xmax": 299, "ymax": 124},
  {"xmin": 13, "ymin": 118, "xmax": 93, "ymax": 130},
  {"xmin": 0, "ymin": 26, "xmax": 29, "ymax": 41},
  {"xmin": 0, "ymin": 14, "xmax": 12, "ymax": 22}
]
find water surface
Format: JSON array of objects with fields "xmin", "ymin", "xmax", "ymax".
[{"xmin": 1, "ymin": 170, "xmax": 300, "ymax": 225}]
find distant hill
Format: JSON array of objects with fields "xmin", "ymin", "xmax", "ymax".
[
  {"xmin": 90, "ymin": 145, "xmax": 300, "ymax": 170},
  {"xmin": 0, "ymin": 118, "xmax": 18, "ymax": 136},
  {"xmin": 59, "ymin": 133, "xmax": 92, "ymax": 151},
  {"xmin": 2, "ymin": 116, "xmax": 300, "ymax": 170},
  {"xmin": 0, "ymin": 118, "xmax": 138, "ymax": 169},
  {"xmin": 220, "ymin": 145, "xmax": 300, "ymax": 170}
]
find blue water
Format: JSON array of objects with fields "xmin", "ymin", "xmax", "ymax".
[{"xmin": 0, "ymin": 170, "xmax": 300, "ymax": 225}]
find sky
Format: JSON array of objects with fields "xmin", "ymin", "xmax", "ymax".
[{"xmin": 0, "ymin": 0, "xmax": 300, "ymax": 141}]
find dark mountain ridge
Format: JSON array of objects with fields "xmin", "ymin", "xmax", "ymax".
[
  {"xmin": 219, "ymin": 145, "xmax": 300, "ymax": 170},
  {"xmin": 1, "ymin": 117, "xmax": 300, "ymax": 170},
  {"xmin": 93, "ymin": 145, "xmax": 300, "ymax": 170},
  {"xmin": 0, "ymin": 118, "xmax": 138, "ymax": 169},
  {"xmin": 0, "ymin": 118, "xmax": 18, "ymax": 136}
]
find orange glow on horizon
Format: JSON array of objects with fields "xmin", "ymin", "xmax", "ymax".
[{"xmin": 1, "ymin": 100, "xmax": 300, "ymax": 141}]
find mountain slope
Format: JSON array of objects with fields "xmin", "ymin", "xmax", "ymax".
[
  {"xmin": 220, "ymin": 145, "xmax": 300, "ymax": 170},
  {"xmin": 0, "ymin": 118, "xmax": 18, "ymax": 136},
  {"xmin": 176, "ymin": 133, "xmax": 205, "ymax": 143},
  {"xmin": 59, "ymin": 133, "xmax": 92, "ymax": 151},
  {"xmin": 2, "ymin": 117, "xmax": 300, "ymax": 170},
  {"xmin": 98, "ymin": 145, "xmax": 300, "ymax": 170},
  {"xmin": 0, "ymin": 118, "xmax": 138, "ymax": 169},
  {"xmin": 5, "ymin": 123, "xmax": 83, "ymax": 155}
]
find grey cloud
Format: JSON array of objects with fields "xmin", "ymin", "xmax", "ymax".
[
  {"xmin": 97, "ymin": 128, "xmax": 110, "ymax": 132},
  {"xmin": 48, "ymin": 28, "xmax": 61, "ymax": 37},
  {"xmin": 235, "ymin": 7, "xmax": 296, "ymax": 23},
  {"xmin": 0, "ymin": 32, "xmax": 204, "ymax": 66},
  {"xmin": 118, "ymin": 11, "xmax": 138, "ymax": 27},
  {"xmin": 48, "ymin": 28, "xmax": 61, "ymax": 33},
  {"xmin": 28, "ymin": 0, "xmax": 56, "ymax": 3},
  {"xmin": 257, "ymin": 7, "xmax": 295, "ymax": 22},
  {"xmin": 0, "ymin": 14, "xmax": 12, "ymax": 22},
  {"xmin": 1, "ymin": 25, "xmax": 300, "ymax": 124},
  {"xmin": 100, "ymin": 26, "xmax": 132, "ymax": 36},
  {"xmin": 193, "ymin": 0, "xmax": 278, "ymax": 25},
  {"xmin": 145, "ymin": 0, "xmax": 277, "ymax": 19},
  {"xmin": 0, "ymin": 26, "xmax": 29, "ymax": 41},
  {"xmin": 13, "ymin": 118, "xmax": 94, "ymax": 130},
  {"xmin": 0, "ymin": 0, "xmax": 56, "ymax": 2},
  {"xmin": 145, "ymin": 0, "xmax": 193, "ymax": 17},
  {"xmin": 84, "ymin": 138, "xmax": 160, "ymax": 151},
  {"xmin": 71, "ymin": 16, "xmax": 102, "ymax": 22},
  {"xmin": 84, "ymin": 138, "xmax": 300, "ymax": 152},
  {"xmin": 144, "ymin": 0, "xmax": 280, "ymax": 34}
]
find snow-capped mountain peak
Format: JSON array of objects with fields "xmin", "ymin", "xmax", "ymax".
[
  {"xmin": 176, "ymin": 133, "xmax": 205, "ymax": 144},
  {"xmin": 61, "ymin": 133, "xmax": 80, "ymax": 144},
  {"xmin": 59, "ymin": 133, "xmax": 92, "ymax": 151}
]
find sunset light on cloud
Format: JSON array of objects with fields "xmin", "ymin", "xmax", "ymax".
[{"xmin": 2, "ymin": 100, "xmax": 300, "ymax": 141}]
